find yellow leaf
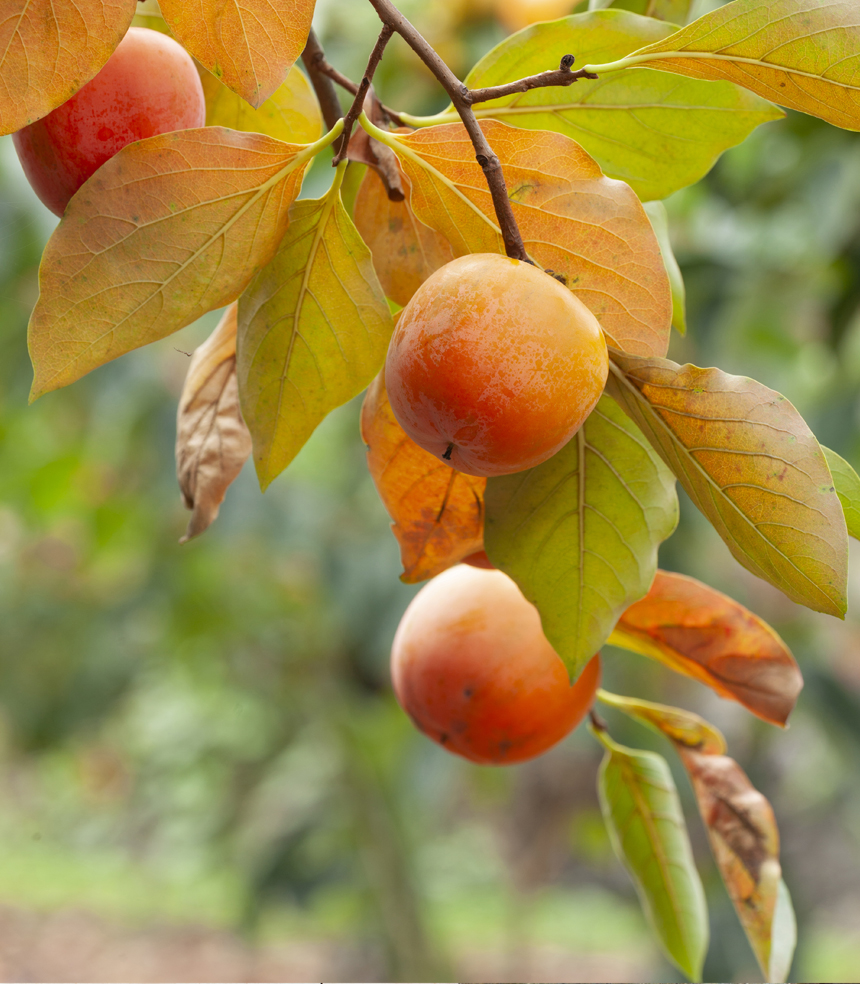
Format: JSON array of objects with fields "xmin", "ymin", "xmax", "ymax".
[
  {"xmin": 201, "ymin": 63, "xmax": 322, "ymax": 145},
  {"xmin": 176, "ymin": 302, "xmax": 252, "ymax": 543},
  {"xmin": 361, "ymin": 372, "xmax": 486, "ymax": 582},
  {"xmin": 586, "ymin": 0, "xmax": 860, "ymax": 131},
  {"xmin": 597, "ymin": 689, "xmax": 726, "ymax": 754},
  {"xmin": 160, "ymin": 0, "xmax": 315, "ymax": 108},
  {"xmin": 607, "ymin": 350, "xmax": 849, "ymax": 617},
  {"xmin": 0, "ymin": 0, "xmax": 137, "ymax": 135},
  {"xmin": 363, "ymin": 115, "xmax": 671, "ymax": 358},
  {"xmin": 237, "ymin": 164, "xmax": 394, "ymax": 489},
  {"xmin": 28, "ymin": 123, "xmax": 342, "ymax": 399}
]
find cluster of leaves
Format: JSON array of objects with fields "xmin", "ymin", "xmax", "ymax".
[{"xmin": 6, "ymin": 0, "xmax": 860, "ymax": 981}]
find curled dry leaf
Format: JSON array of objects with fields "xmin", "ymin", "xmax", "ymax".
[
  {"xmin": 0, "ymin": 0, "xmax": 137, "ymax": 135},
  {"xmin": 681, "ymin": 750, "xmax": 790, "ymax": 982},
  {"xmin": 365, "ymin": 117, "xmax": 672, "ymax": 357},
  {"xmin": 353, "ymin": 166, "xmax": 455, "ymax": 308},
  {"xmin": 361, "ymin": 372, "xmax": 486, "ymax": 583},
  {"xmin": 159, "ymin": 0, "xmax": 315, "ymax": 108},
  {"xmin": 607, "ymin": 351, "xmax": 849, "ymax": 618},
  {"xmin": 176, "ymin": 302, "xmax": 252, "ymax": 543},
  {"xmin": 611, "ymin": 570, "xmax": 803, "ymax": 727}
]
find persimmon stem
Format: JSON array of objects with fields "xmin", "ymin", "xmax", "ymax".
[
  {"xmin": 467, "ymin": 58, "xmax": 598, "ymax": 105},
  {"xmin": 333, "ymin": 25, "xmax": 395, "ymax": 166},
  {"xmin": 364, "ymin": 0, "xmax": 530, "ymax": 262},
  {"xmin": 301, "ymin": 29, "xmax": 343, "ymax": 131}
]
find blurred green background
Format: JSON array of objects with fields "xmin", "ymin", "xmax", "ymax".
[{"xmin": 0, "ymin": 0, "xmax": 859, "ymax": 981}]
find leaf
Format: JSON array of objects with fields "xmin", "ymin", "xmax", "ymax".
[
  {"xmin": 416, "ymin": 11, "xmax": 783, "ymax": 202},
  {"xmin": 643, "ymin": 201, "xmax": 685, "ymax": 335},
  {"xmin": 201, "ymin": 63, "xmax": 323, "ymax": 145},
  {"xmin": 596, "ymin": 688, "xmax": 726, "ymax": 753},
  {"xmin": 484, "ymin": 394, "xmax": 678, "ymax": 679},
  {"xmin": 0, "ymin": 0, "xmax": 137, "ymax": 135},
  {"xmin": 353, "ymin": 165, "xmax": 455, "ymax": 307},
  {"xmin": 159, "ymin": 0, "xmax": 315, "ymax": 109},
  {"xmin": 28, "ymin": 124, "xmax": 341, "ymax": 400},
  {"xmin": 610, "ymin": 569, "xmax": 803, "ymax": 727},
  {"xmin": 237, "ymin": 164, "xmax": 394, "ymax": 489},
  {"xmin": 681, "ymin": 750, "xmax": 789, "ymax": 982},
  {"xmin": 588, "ymin": 0, "xmax": 860, "ymax": 131},
  {"xmin": 590, "ymin": 0, "xmax": 694, "ymax": 22},
  {"xmin": 176, "ymin": 302, "xmax": 252, "ymax": 543},
  {"xmin": 363, "ymin": 114, "xmax": 672, "ymax": 358},
  {"xmin": 821, "ymin": 445, "xmax": 860, "ymax": 541},
  {"xmin": 770, "ymin": 879, "xmax": 797, "ymax": 984},
  {"xmin": 594, "ymin": 728, "xmax": 708, "ymax": 980},
  {"xmin": 360, "ymin": 372, "xmax": 486, "ymax": 582},
  {"xmin": 606, "ymin": 351, "xmax": 849, "ymax": 617}
]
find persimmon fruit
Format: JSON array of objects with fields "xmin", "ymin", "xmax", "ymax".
[
  {"xmin": 13, "ymin": 27, "xmax": 205, "ymax": 217},
  {"xmin": 494, "ymin": 0, "xmax": 582, "ymax": 32},
  {"xmin": 384, "ymin": 254, "xmax": 608, "ymax": 477},
  {"xmin": 390, "ymin": 563, "xmax": 601, "ymax": 764}
]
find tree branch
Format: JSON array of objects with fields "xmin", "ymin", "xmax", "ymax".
[
  {"xmin": 364, "ymin": 0, "xmax": 529, "ymax": 262},
  {"xmin": 333, "ymin": 25, "xmax": 395, "ymax": 165},
  {"xmin": 301, "ymin": 29, "xmax": 343, "ymax": 131},
  {"xmin": 468, "ymin": 57, "xmax": 598, "ymax": 105}
]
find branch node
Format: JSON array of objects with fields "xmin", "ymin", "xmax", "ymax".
[{"xmin": 560, "ymin": 54, "xmax": 575, "ymax": 70}]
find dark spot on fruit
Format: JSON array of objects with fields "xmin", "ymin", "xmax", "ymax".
[
  {"xmin": 463, "ymin": 686, "xmax": 474, "ymax": 698},
  {"xmin": 443, "ymin": 442, "xmax": 454, "ymax": 460}
]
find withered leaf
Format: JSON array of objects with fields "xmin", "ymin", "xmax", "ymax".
[
  {"xmin": 681, "ymin": 751, "xmax": 791, "ymax": 982},
  {"xmin": 597, "ymin": 689, "xmax": 726, "ymax": 754},
  {"xmin": 176, "ymin": 302, "xmax": 251, "ymax": 543},
  {"xmin": 361, "ymin": 372, "xmax": 486, "ymax": 583},
  {"xmin": 610, "ymin": 570, "xmax": 803, "ymax": 727}
]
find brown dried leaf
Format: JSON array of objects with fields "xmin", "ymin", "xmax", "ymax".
[
  {"xmin": 0, "ymin": 0, "xmax": 137, "ymax": 135},
  {"xmin": 176, "ymin": 302, "xmax": 251, "ymax": 543},
  {"xmin": 159, "ymin": 0, "xmax": 315, "ymax": 108},
  {"xmin": 681, "ymin": 751, "xmax": 788, "ymax": 981},
  {"xmin": 610, "ymin": 570, "xmax": 803, "ymax": 727},
  {"xmin": 360, "ymin": 372, "xmax": 486, "ymax": 583},
  {"xmin": 353, "ymin": 165, "xmax": 455, "ymax": 307},
  {"xmin": 365, "ymin": 117, "xmax": 672, "ymax": 357},
  {"xmin": 607, "ymin": 351, "xmax": 849, "ymax": 618}
]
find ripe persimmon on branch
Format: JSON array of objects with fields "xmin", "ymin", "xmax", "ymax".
[{"xmin": 8, "ymin": 0, "xmax": 860, "ymax": 982}]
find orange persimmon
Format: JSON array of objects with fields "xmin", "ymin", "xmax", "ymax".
[
  {"xmin": 384, "ymin": 254, "xmax": 608, "ymax": 477},
  {"xmin": 391, "ymin": 563, "xmax": 601, "ymax": 764}
]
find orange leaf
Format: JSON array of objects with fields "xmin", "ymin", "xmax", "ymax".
[
  {"xmin": 610, "ymin": 570, "xmax": 802, "ymax": 727},
  {"xmin": 160, "ymin": 0, "xmax": 315, "ymax": 108},
  {"xmin": 361, "ymin": 372, "xmax": 486, "ymax": 583},
  {"xmin": 680, "ymin": 751, "xmax": 788, "ymax": 981},
  {"xmin": 0, "ymin": 0, "xmax": 137, "ymax": 135},
  {"xmin": 29, "ymin": 125, "xmax": 338, "ymax": 399},
  {"xmin": 363, "ymin": 116, "xmax": 672, "ymax": 357},
  {"xmin": 176, "ymin": 302, "xmax": 251, "ymax": 543},
  {"xmin": 353, "ymin": 165, "xmax": 454, "ymax": 307}
]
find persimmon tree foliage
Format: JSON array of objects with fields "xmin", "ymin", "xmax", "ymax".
[{"xmin": 7, "ymin": 0, "xmax": 860, "ymax": 980}]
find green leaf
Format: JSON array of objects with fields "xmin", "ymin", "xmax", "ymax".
[
  {"xmin": 594, "ymin": 729, "xmax": 709, "ymax": 980},
  {"xmin": 590, "ymin": 0, "xmax": 694, "ymax": 23},
  {"xmin": 607, "ymin": 352, "xmax": 849, "ymax": 618},
  {"xmin": 408, "ymin": 10, "xmax": 783, "ymax": 201},
  {"xmin": 769, "ymin": 879, "xmax": 797, "ymax": 984},
  {"xmin": 237, "ymin": 164, "xmax": 394, "ymax": 490},
  {"xmin": 586, "ymin": 0, "xmax": 860, "ymax": 131},
  {"xmin": 484, "ymin": 394, "xmax": 678, "ymax": 680},
  {"xmin": 821, "ymin": 446, "xmax": 860, "ymax": 541},
  {"xmin": 643, "ymin": 201, "xmax": 686, "ymax": 335}
]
